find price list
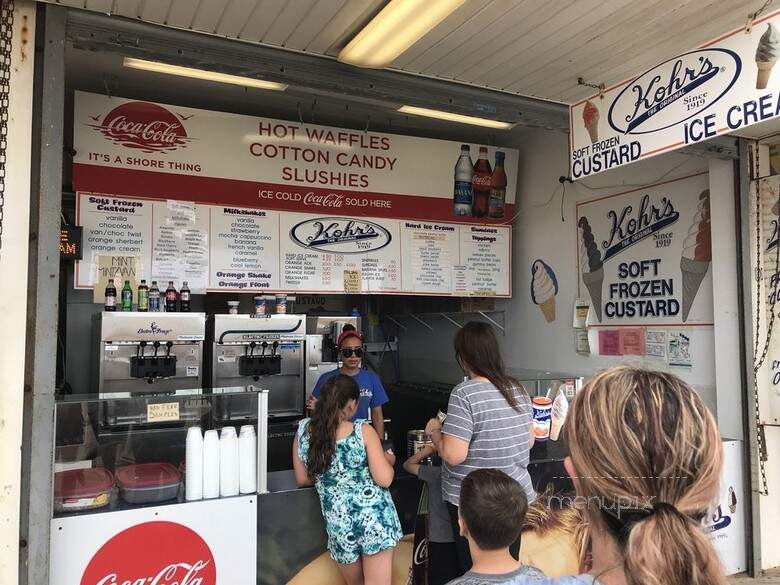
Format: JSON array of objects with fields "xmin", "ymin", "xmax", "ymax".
[
  {"xmin": 460, "ymin": 226, "xmax": 510, "ymax": 296},
  {"xmin": 152, "ymin": 201, "xmax": 209, "ymax": 292},
  {"xmin": 401, "ymin": 221, "xmax": 458, "ymax": 294}
]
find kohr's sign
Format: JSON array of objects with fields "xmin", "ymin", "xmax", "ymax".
[
  {"xmin": 290, "ymin": 217, "xmax": 392, "ymax": 254},
  {"xmin": 570, "ymin": 12, "xmax": 780, "ymax": 178}
]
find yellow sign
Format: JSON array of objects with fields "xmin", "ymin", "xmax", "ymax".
[
  {"xmin": 343, "ymin": 270, "xmax": 362, "ymax": 294},
  {"xmin": 147, "ymin": 402, "xmax": 180, "ymax": 423}
]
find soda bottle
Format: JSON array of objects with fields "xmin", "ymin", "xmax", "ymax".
[
  {"xmin": 472, "ymin": 146, "xmax": 492, "ymax": 218},
  {"xmin": 148, "ymin": 281, "xmax": 161, "ymax": 312},
  {"xmin": 453, "ymin": 144, "xmax": 474, "ymax": 216},
  {"xmin": 104, "ymin": 278, "xmax": 117, "ymax": 312},
  {"xmin": 121, "ymin": 280, "xmax": 133, "ymax": 312},
  {"xmin": 180, "ymin": 281, "xmax": 191, "ymax": 312},
  {"xmin": 488, "ymin": 151, "xmax": 507, "ymax": 219},
  {"xmin": 165, "ymin": 281, "xmax": 178, "ymax": 312},
  {"xmin": 137, "ymin": 279, "xmax": 149, "ymax": 312}
]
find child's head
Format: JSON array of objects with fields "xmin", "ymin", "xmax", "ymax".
[
  {"xmin": 459, "ymin": 469, "xmax": 528, "ymax": 551},
  {"xmin": 306, "ymin": 375, "xmax": 360, "ymax": 478}
]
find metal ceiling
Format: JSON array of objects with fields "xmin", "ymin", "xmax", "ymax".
[{"xmin": 45, "ymin": 0, "xmax": 762, "ymax": 103}]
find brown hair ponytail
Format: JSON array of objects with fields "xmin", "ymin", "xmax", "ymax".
[
  {"xmin": 306, "ymin": 374, "xmax": 360, "ymax": 479},
  {"xmin": 454, "ymin": 322, "xmax": 527, "ymax": 410},
  {"xmin": 568, "ymin": 367, "xmax": 725, "ymax": 585}
]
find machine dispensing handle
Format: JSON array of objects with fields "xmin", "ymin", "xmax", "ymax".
[
  {"xmin": 165, "ymin": 341, "xmax": 173, "ymax": 357},
  {"xmin": 137, "ymin": 341, "xmax": 147, "ymax": 358},
  {"xmin": 153, "ymin": 340, "xmax": 161, "ymax": 357},
  {"xmin": 261, "ymin": 341, "xmax": 268, "ymax": 357},
  {"xmin": 248, "ymin": 341, "xmax": 257, "ymax": 357},
  {"xmin": 271, "ymin": 341, "xmax": 279, "ymax": 357}
]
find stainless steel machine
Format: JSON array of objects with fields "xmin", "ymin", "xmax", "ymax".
[
  {"xmin": 206, "ymin": 314, "xmax": 306, "ymax": 418},
  {"xmin": 91, "ymin": 312, "xmax": 206, "ymax": 398},
  {"xmin": 304, "ymin": 316, "xmax": 361, "ymax": 400}
]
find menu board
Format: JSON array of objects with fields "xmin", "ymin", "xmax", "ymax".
[{"xmin": 75, "ymin": 193, "xmax": 511, "ymax": 297}]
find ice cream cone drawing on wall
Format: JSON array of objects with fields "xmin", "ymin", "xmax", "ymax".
[
  {"xmin": 756, "ymin": 23, "xmax": 779, "ymax": 89},
  {"xmin": 578, "ymin": 217, "xmax": 604, "ymax": 322},
  {"xmin": 583, "ymin": 100, "xmax": 599, "ymax": 143},
  {"xmin": 531, "ymin": 259, "xmax": 558, "ymax": 323},
  {"xmin": 680, "ymin": 190, "xmax": 712, "ymax": 322}
]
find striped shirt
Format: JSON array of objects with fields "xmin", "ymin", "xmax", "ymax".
[{"xmin": 441, "ymin": 379, "xmax": 535, "ymax": 507}]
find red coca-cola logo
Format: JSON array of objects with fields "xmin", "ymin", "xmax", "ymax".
[
  {"xmin": 303, "ymin": 192, "xmax": 344, "ymax": 208},
  {"xmin": 81, "ymin": 521, "xmax": 216, "ymax": 585},
  {"xmin": 89, "ymin": 102, "xmax": 191, "ymax": 153}
]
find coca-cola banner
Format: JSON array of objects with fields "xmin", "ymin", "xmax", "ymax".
[
  {"xmin": 73, "ymin": 91, "xmax": 518, "ymax": 223},
  {"xmin": 49, "ymin": 496, "xmax": 256, "ymax": 585},
  {"xmin": 569, "ymin": 8, "xmax": 780, "ymax": 179},
  {"xmin": 75, "ymin": 193, "xmax": 512, "ymax": 297},
  {"xmin": 576, "ymin": 172, "xmax": 714, "ymax": 327}
]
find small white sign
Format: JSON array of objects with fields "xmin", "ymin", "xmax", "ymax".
[{"xmin": 186, "ymin": 366, "xmax": 199, "ymax": 377}]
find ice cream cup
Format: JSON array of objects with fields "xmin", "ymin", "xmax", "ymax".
[{"xmin": 532, "ymin": 397, "xmax": 553, "ymax": 442}]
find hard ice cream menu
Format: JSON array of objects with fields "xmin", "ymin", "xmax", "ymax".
[{"xmin": 76, "ymin": 193, "xmax": 511, "ymax": 297}]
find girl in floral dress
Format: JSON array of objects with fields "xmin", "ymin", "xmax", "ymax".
[{"xmin": 293, "ymin": 374, "xmax": 402, "ymax": 585}]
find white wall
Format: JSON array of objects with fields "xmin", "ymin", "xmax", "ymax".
[{"xmin": 0, "ymin": 3, "xmax": 36, "ymax": 584}]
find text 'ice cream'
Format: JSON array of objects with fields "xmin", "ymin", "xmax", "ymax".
[
  {"xmin": 531, "ymin": 259, "xmax": 558, "ymax": 322},
  {"xmin": 680, "ymin": 190, "xmax": 712, "ymax": 322}
]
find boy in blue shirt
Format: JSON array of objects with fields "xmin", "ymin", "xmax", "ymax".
[{"xmin": 308, "ymin": 329, "xmax": 388, "ymax": 439}]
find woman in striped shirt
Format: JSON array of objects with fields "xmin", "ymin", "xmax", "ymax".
[{"xmin": 425, "ymin": 322, "xmax": 535, "ymax": 576}]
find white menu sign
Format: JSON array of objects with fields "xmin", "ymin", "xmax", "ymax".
[{"xmin": 75, "ymin": 193, "xmax": 512, "ymax": 297}]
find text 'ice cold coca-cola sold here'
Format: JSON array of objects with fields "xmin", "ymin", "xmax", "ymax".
[{"xmin": 472, "ymin": 146, "xmax": 492, "ymax": 218}]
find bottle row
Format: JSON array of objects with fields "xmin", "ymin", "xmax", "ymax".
[{"xmin": 104, "ymin": 279, "xmax": 192, "ymax": 312}]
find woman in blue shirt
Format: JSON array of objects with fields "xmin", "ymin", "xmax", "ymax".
[{"xmin": 307, "ymin": 328, "xmax": 388, "ymax": 439}]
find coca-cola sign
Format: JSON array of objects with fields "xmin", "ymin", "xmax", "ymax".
[
  {"xmin": 80, "ymin": 521, "xmax": 216, "ymax": 585},
  {"xmin": 89, "ymin": 101, "xmax": 191, "ymax": 153},
  {"xmin": 290, "ymin": 217, "xmax": 392, "ymax": 254}
]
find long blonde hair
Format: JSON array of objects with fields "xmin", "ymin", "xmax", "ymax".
[{"xmin": 567, "ymin": 366, "xmax": 725, "ymax": 585}]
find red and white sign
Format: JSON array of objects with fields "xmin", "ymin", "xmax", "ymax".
[
  {"xmin": 74, "ymin": 92, "xmax": 518, "ymax": 224},
  {"xmin": 50, "ymin": 496, "xmax": 256, "ymax": 585}
]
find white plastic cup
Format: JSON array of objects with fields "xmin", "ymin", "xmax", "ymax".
[
  {"xmin": 239, "ymin": 425, "xmax": 257, "ymax": 494},
  {"xmin": 220, "ymin": 427, "xmax": 240, "ymax": 497},
  {"xmin": 275, "ymin": 294, "xmax": 287, "ymax": 314},
  {"xmin": 227, "ymin": 301, "xmax": 240, "ymax": 315},
  {"xmin": 185, "ymin": 426, "xmax": 204, "ymax": 501},
  {"xmin": 202, "ymin": 430, "xmax": 220, "ymax": 499}
]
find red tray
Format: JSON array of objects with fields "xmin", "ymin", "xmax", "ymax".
[
  {"xmin": 54, "ymin": 467, "xmax": 114, "ymax": 498},
  {"xmin": 115, "ymin": 463, "xmax": 181, "ymax": 488}
]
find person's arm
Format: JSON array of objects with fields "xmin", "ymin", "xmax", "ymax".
[
  {"xmin": 402, "ymin": 444, "xmax": 435, "ymax": 476},
  {"xmin": 370, "ymin": 406, "xmax": 385, "ymax": 439},
  {"xmin": 292, "ymin": 435, "xmax": 313, "ymax": 487},
  {"xmin": 362, "ymin": 423, "xmax": 395, "ymax": 488},
  {"xmin": 425, "ymin": 420, "xmax": 469, "ymax": 466}
]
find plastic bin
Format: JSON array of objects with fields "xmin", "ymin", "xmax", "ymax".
[
  {"xmin": 54, "ymin": 467, "xmax": 114, "ymax": 512},
  {"xmin": 116, "ymin": 463, "xmax": 182, "ymax": 504}
]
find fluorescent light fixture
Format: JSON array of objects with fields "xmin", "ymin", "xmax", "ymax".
[
  {"xmin": 123, "ymin": 57, "xmax": 288, "ymax": 91},
  {"xmin": 339, "ymin": 0, "xmax": 465, "ymax": 68},
  {"xmin": 398, "ymin": 105, "xmax": 514, "ymax": 129}
]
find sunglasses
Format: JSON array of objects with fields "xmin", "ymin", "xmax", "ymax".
[{"xmin": 340, "ymin": 347, "xmax": 364, "ymax": 358}]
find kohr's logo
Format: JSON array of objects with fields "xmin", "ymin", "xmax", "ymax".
[
  {"xmin": 601, "ymin": 194, "xmax": 679, "ymax": 261},
  {"xmin": 88, "ymin": 101, "xmax": 193, "ymax": 153},
  {"xmin": 290, "ymin": 217, "xmax": 392, "ymax": 254},
  {"xmin": 608, "ymin": 49, "xmax": 741, "ymax": 135},
  {"xmin": 137, "ymin": 322, "xmax": 174, "ymax": 336},
  {"xmin": 701, "ymin": 505, "xmax": 732, "ymax": 534}
]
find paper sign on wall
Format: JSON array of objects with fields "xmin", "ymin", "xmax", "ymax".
[
  {"xmin": 598, "ymin": 330, "xmax": 621, "ymax": 356},
  {"xmin": 93, "ymin": 256, "xmax": 139, "ymax": 304},
  {"xmin": 668, "ymin": 331, "xmax": 693, "ymax": 367},
  {"xmin": 619, "ymin": 328, "xmax": 645, "ymax": 355}
]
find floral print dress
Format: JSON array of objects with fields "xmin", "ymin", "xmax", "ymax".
[{"xmin": 297, "ymin": 418, "xmax": 402, "ymax": 564}]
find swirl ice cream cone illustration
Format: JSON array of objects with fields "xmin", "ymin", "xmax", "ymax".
[
  {"xmin": 549, "ymin": 389, "xmax": 569, "ymax": 441},
  {"xmin": 756, "ymin": 23, "xmax": 779, "ymax": 89},
  {"xmin": 728, "ymin": 486, "xmax": 737, "ymax": 514},
  {"xmin": 531, "ymin": 259, "xmax": 558, "ymax": 322},
  {"xmin": 680, "ymin": 190, "xmax": 712, "ymax": 322},
  {"xmin": 578, "ymin": 217, "xmax": 604, "ymax": 322},
  {"xmin": 583, "ymin": 100, "xmax": 599, "ymax": 143}
]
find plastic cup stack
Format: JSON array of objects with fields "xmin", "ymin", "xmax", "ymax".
[
  {"xmin": 239, "ymin": 425, "xmax": 257, "ymax": 494},
  {"xmin": 185, "ymin": 426, "xmax": 203, "ymax": 501},
  {"xmin": 202, "ymin": 430, "xmax": 220, "ymax": 499},
  {"xmin": 219, "ymin": 426, "xmax": 240, "ymax": 497}
]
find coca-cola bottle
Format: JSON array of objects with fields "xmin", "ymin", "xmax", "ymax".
[
  {"xmin": 180, "ymin": 281, "xmax": 191, "ymax": 312},
  {"xmin": 165, "ymin": 281, "xmax": 178, "ymax": 312},
  {"xmin": 488, "ymin": 151, "xmax": 507, "ymax": 218},
  {"xmin": 471, "ymin": 146, "xmax": 492, "ymax": 218},
  {"xmin": 453, "ymin": 144, "xmax": 474, "ymax": 216}
]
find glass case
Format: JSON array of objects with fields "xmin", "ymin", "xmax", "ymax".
[
  {"xmin": 52, "ymin": 387, "xmax": 267, "ymax": 518},
  {"xmin": 509, "ymin": 368, "xmax": 583, "ymax": 399}
]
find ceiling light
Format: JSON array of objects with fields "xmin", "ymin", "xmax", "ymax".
[
  {"xmin": 398, "ymin": 105, "xmax": 514, "ymax": 129},
  {"xmin": 123, "ymin": 58, "xmax": 288, "ymax": 91},
  {"xmin": 338, "ymin": 0, "xmax": 465, "ymax": 68}
]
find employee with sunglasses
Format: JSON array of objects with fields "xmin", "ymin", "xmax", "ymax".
[{"xmin": 308, "ymin": 328, "xmax": 388, "ymax": 439}]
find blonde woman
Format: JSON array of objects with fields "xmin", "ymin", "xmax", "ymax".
[{"xmin": 537, "ymin": 367, "xmax": 726, "ymax": 585}]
